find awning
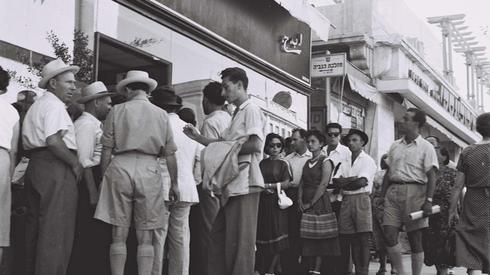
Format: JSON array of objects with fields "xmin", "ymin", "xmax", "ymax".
[
  {"xmin": 346, "ymin": 74, "xmax": 378, "ymax": 103},
  {"xmin": 426, "ymin": 116, "xmax": 468, "ymax": 148},
  {"xmin": 272, "ymin": 0, "xmax": 331, "ymax": 42},
  {"xmin": 377, "ymin": 78, "xmax": 480, "ymax": 145}
]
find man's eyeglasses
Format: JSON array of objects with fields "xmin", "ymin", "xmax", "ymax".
[
  {"xmin": 327, "ymin": 132, "xmax": 340, "ymax": 137},
  {"xmin": 269, "ymin": 143, "xmax": 283, "ymax": 148}
]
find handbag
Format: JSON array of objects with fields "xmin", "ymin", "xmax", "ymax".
[
  {"xmin": 300, "ymin": 198, "xmax": 338, "ymax": 239},
  {"xmin": 277, "ymin": 183, "xmax": 293, "ymax": 209}
]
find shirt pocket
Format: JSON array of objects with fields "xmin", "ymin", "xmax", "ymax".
[{"xmin": 404, "ymin": 150, "xmax": 422, "ymax": 168}]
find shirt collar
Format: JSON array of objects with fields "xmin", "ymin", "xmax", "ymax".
[
  {"xmin": 131, "ymin": 93, "xmax": 149, "ymax": 101},
  {"xmin": 237, "ymin": 99, "xmax": 252, "ymax": 110},
  {"xmin": 399, "ymin": 135, "xmax": 422, "ymax": 145},
  {"xmin": 296, "ymin": 150, "xmax": 312, "ymax": 158},
  {"xmin": 44, "ymin": 91, "xmax": 66, "ymax": 106},
  {"xmin": 80, "ymin": 112, "xmax": 101, "ymax": 126}
]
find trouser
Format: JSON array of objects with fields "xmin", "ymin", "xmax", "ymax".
[
  {"xmin": 24, "ymin": 149, "xmax": 78, "ymax": 275},
  {"xmin": 207, "ymin": 193, "xmax": 260, "ymax": 275},
  {"xmin": 323, "ymin": 200, "xmax": 351, "ymax": 275},
  {"xmin": 189, "ymin": 185, "xmax": 220, "ymax": 275},
  {"xmin": 153, "ymin": 201, "xmax": 192, "ymax": 275},
  {"xmin": 0, "ymin": 149, "xmax": 11, "ymax": 248},
  {"xmin": 67, "ymin": 166, "xmax": 111, "ymax": 275},
  {"xmin": 282, "ymin": 187, "xmax": 304, "ymax": 275}
]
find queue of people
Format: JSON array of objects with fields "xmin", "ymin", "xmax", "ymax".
[{"xmin": 0, "ymin": 59, "xmax": 489, "ymax": 275}]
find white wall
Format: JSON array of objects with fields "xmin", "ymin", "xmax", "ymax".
[{"xmin": 0, "ymin": 0, "xmax": 75, "ymax": 57}]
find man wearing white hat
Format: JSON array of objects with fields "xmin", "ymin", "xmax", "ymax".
[
  {"xmin": 94, "ymin": 70, "xmax": 179, "ymax": 275},
  {"xmin": 69, "ymin": 81, "xmax": 113, "ymax": 275},
  {"xmin": 22, "ymin": 58, "xmax": 83, "ymax": 275}
]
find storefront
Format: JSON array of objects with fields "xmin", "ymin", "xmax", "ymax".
[{"xmin": 75, "ymin": 0, "xmax": 332, "ymax": 133}]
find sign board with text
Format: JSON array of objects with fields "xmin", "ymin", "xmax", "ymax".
[{"xmin": 311, "ymin": 53, "xmax": 346, "ymax": 78}]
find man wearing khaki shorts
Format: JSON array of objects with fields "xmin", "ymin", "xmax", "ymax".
[
  {"xmin": 381, "ymin": 108, "xmax": 438, "ymax": 275},
  {"xmin": 94, "ymin": 71, "xmax": 179, "ymax": 275},
  {"xmin": 333, "ymin": 129, "xmax": 377, "ymax": 275}
]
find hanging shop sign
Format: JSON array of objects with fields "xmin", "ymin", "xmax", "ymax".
[{"xmin": 311, "ymin": 53, "xmax": 346, "ymax": 78}]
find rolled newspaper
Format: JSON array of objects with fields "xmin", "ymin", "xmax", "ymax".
[{"xmin": 409, "ymin": 205, "xmax": 441, "ymax": 220}]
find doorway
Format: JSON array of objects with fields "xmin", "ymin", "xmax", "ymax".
[{"xmin": 94, "ymin": 32, "xmax": 172, "ymax": 92}]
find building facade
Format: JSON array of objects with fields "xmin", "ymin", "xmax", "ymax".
[
  {"xmin": 312, "ymin": 0, "xmax": 480, "ymax": 162},
  {"xmin": 1, "ymin": 0, "xmax": 331, "ymax": 135}
]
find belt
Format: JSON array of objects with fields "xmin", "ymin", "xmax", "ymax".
[{"xmin": 391, "ymin": 181, "xmax": 422, "ymax": 185}]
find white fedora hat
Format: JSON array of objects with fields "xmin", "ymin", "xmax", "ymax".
[
  {"xmin": 115, "ymin": 70, "xmax": 157, "ymax": 93},
  {"xmin": 38, "ymin": 58, "xmax": 80, "ymax": 89},
  {"xmin": 77, "ymin": 81, "xmax": 114, "ymax": 104}
]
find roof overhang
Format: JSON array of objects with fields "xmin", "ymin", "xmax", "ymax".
[
  {"xmin": 377, "ymin": 78, "xmax": 481, "ymax": 145},
  {"xmin": 273, "ymin": 0, "xmax": 331, "ymax": 42}
]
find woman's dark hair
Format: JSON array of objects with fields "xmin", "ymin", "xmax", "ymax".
[
  {"xmin": 306, "ymin": 129, "xmax": 326, "ymax": 145},
  {"xmin": 439, "ymin": 147, "xmax": 450, "ymax": 166},
  {"xmin": 476, "ymin": 112, "xmax": 490, "ymax": 138},
  {"xmin": 264, "ymin": 133, "xmax": 284, "ymax": 155}
]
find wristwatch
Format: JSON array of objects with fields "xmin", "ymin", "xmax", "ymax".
[{"xmin": 426, "ymin": 197, "xmax": 433, "ymax": 203}]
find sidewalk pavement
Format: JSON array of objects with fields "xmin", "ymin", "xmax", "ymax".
[{"xmin": 369, "ymin": 254, "xmax": 467, "ymax": 275}]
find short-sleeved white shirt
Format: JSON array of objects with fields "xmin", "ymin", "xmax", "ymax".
[
  {"xmin": 221, "ymin": 99, "xmax": 266, "ymax": 196},
  {"xmin": 0, "ymin": 96, "xmax": 20, "ymax": 150},
  {"xmin": 160, "ymin": 113, "xmax": 202, "ymax": 203},
  {"xmin": 200, "ymin": 110, "xmax": 231, "ymax": 139},
  {"xmin": 74, "ymin": 112, "xmax": 102, "ymax": 168},
  {"xmin": 323, "ymin": 143, "xmax": 351, "ymax": 202},
  {"xmin": 386, "ymin": 135, "xmax": 439, "ymax": 184},
  {"xmin": 334, "ymin": 150, "xmax": 377, "ymax": 195},
  {"xmin": 22, "ymin": 92, "xmax": 77, "ymax": 150}
]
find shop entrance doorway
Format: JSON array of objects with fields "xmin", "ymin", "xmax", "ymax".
[{"xmin": 94, "ymin": 32, "xmax": 172, "ymax": 92}]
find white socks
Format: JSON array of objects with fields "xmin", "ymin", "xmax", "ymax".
[
  {"xmin": 110, "ymin": 243, "xmax": 127, "ymax": 275},
  {"xmin": 386, "ymin": 244, "xmax": 405, "ymax": 275}
]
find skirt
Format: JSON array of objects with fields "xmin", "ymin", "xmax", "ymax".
[
  {"xmin": 301, "ymin": 194, "xmax": 340, "ymax": 257},
  {"xmin": 455, "ymin": 187, "xmax": 490, "ymax": 273},
  {"xmin": 256, "ymin": 191, "xmax": 289, "ymax": 253}
]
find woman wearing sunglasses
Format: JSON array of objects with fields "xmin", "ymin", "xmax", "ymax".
[{"xmin": 255, "ymin": 133, "xmax": 292, "ymax": 275}]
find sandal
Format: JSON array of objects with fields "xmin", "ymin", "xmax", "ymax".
[{"xmin": 310, "ymin": 272, "xmax": 321, "ymax": 275}]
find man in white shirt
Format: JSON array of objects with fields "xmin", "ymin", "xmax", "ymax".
[
  {"xmin": 22, "ymin": 59, "xmax": 83, "ymax": 275},
  {"xmin": 283, "ymin": 128, "xmax": 311, "ymax": 275},
  {"xmin": 0, "ymin": 66, "xmax": 20, "ymax": 265},
  {"xmin": 194, "ymin": 81, "xmax": 231, "ymax": 275},
  {"xmin": 321, "ymin": 122, "xmax": 351, "ymax": 275},
  {"xmin": 151, "ymin": 87, "xmax": 202, "ymax": 275},
  {"xmin": 333, "ymin": 129, "xmax": 377, "ymax": 275},
  {"xmin": 71, "ymin": 81, "xmax": 113, "ymax": 275},
  {"xmin": 184, "ymin": 67, "xmax": 265, "ymax": 275}
]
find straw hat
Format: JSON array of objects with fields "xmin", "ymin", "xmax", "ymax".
[
  {"xmin": 116, "ymin": 70, "xmax": 157, "ymax": 93},
  {"xmin": 77, "ymin": 81, "xmax": 114, "ymax": 104},
  {"xmin": 38, "ymin": 59, "xmax": 80, "ymax": 89}
]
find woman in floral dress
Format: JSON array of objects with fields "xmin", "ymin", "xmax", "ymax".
[{"xmin": 424, "ymin": 147, "xmax": 458, "ymax": 275}]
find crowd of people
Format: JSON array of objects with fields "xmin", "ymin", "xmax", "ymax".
[{"xmin": 0, "ymin": 59, "xmax": 489, "ymax": 275}]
